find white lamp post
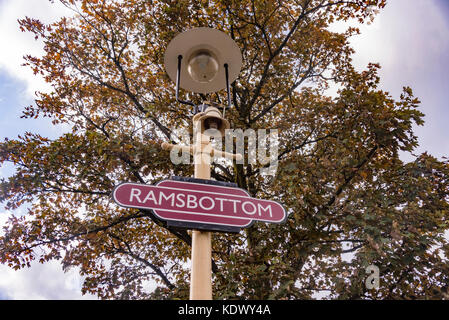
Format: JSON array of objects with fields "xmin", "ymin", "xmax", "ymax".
[{"xmin": 163, "ymin": 27, "xmax": 242, "ymax": 300}]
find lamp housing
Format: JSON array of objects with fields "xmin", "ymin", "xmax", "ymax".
[
  {"xmin": 164, "ymin": 28, "xmax": 242, "ymax": 94},
  {"xmin": 192, "ymin": 102, "xmax": 230, "ymax": 136}
]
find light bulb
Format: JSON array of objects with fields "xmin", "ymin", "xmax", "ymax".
[
  {"xmin": 204, "ymin": 117, "xmax": 220, "ymax": 130},
  {"xmin": 187, "ymin": 50, "xmax": 219, "ymax": 83}
]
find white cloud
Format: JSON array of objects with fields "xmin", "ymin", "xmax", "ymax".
[
  {"xmin": 350, "ymin": 0, "xmax": 449, "ymax": 93},
  {"xmin": 0, "ymin": 210, "xmax": 97, "ymax": 299},
  {"xmin": 0, "ymin": 1, "xmax": 92, "ymax": 300},
  {"xmin": 0, "ymin": 0, "xmax": 73, "ymax": 98},
  {"xmin": 331, "ymin": 0, "xmax": 449, "ymax": 161},
  {"xmin": 0, "ymin": 260, "xmax": 96, "ymax": 300}
]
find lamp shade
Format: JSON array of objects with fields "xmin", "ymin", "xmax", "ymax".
[{"xmin": 164, "ymin": 28, "xmax": 242, "ymax": 94}]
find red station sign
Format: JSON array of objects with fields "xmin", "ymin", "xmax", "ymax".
[{"xmin": 112, "ymin": 179, "xmax": 287, "ymax": 232}]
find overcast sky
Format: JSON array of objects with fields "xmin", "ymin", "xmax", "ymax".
[{"xmin": 0, "ymin": 0, "xmax": 448, "ymax": 299}]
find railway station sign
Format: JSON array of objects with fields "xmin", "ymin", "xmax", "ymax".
[{"xmin": 112, "ymin": 178, "xmax": 286, "ymax": 233}]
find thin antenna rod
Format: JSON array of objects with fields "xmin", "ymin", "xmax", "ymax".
[
  {"xmin": 176, "ymin": 55, "xmax": 197, "ymax": 113},
  {"xmin": 224, "ymin": 63, "xmax": 231, "ymax": 117}
]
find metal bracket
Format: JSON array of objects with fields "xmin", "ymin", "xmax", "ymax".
[
  {"xmin": 176, "ymin": 55, "xmax": 197, "ymax": 113},
  {"xmin": 223, "ymin": 63, "xmax": 231, "ymax": 117},
  {"xmin": 175, "ymin": 56, "xmax": 232, "ymax": 117}
]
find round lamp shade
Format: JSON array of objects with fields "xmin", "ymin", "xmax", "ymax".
[{"xmin": 164, "ymin": 28, "xmax": 242, "ymax": 94}]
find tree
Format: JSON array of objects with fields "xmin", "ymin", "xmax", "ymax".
[{"xmin": 1, "ymin": 0, "xmax": 448, "ymax": 299}]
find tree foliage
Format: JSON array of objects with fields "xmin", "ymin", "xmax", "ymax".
[{"xmin": 1, "ymin": 0, "xmax": 448, "ymax": 299}]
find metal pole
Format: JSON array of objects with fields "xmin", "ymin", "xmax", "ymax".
[
  {"xmin": 190, "ymin": 129, "xmax": 213, "ymax": 300},
  {"xmin": 161, "ymin": 114, "xmax": 241, "ymax": 300}
]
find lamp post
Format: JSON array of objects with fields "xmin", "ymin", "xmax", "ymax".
[{"xmin": 163, "ymin": 27, "xmax": 242, "ymax": 300}]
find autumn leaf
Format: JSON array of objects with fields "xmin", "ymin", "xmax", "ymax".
[{"xmin": 1, "ymin": 0, "xmax": 448, "ymax": 300}]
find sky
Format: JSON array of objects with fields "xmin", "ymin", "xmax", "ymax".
[{"xmin": 0, "ymin": 0, "xmax": 448, "ymax": 299}]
